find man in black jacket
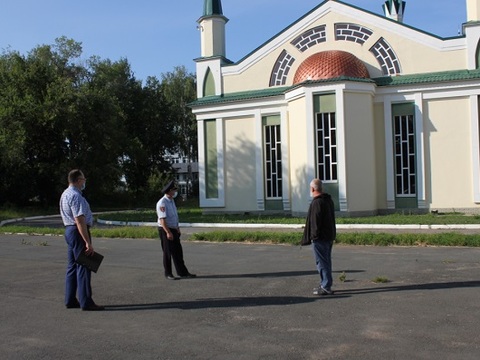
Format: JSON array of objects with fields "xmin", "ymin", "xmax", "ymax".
[{"xmin": 304, "ymin": 178, "xmax": 336, "ymax": 295}]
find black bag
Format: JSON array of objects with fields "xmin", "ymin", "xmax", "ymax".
[{"xmin": 76, "ymin": 251, "xmax": 104, "ymax": 273}]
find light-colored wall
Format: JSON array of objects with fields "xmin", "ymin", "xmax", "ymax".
[
  {"xmin": 373, "ymin": 103, "xmax": 387, "ymax": 209},
  {"xmin": 221, "ymin": 7, "xmax": 466, "ymax": 93},
  {"xmin": 343, "ymin": 91, "xmax": 377, "ymax": 212},
  {"xmin": 223, "ymin": 117, "xmax": 258, "ymax": 211},
  {"xmin": 286, "ymin": 96, "xmax": 312, "ymax": 214},
  {"xmin": 425, "ymin": 97, "xmax": 477, "ymax": 209},
  {"xmin": 467, "ymin": 0, "xmax": 480, "ymax": 21}
]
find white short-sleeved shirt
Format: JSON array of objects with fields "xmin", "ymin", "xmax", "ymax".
[
  {"xmin": 59, "ymin": 186, "xmax": 94, "ymax": 226},
  {"xmin": 156, "ymin": 195, "xmax": 179, "ymax": 228}
]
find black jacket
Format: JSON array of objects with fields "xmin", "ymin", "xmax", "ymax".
[{"xmin": 302, "ymin": 193, "xmax": 336, "ymax": 245}]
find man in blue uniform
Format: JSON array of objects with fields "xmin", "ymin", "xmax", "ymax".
[
  {"xmin": 59, "ymin": 169, "xmax": 104, "ymax": 311},
  {"xmin": 156, "ymin": 180, "xmax": 196, "ymax": 280}
]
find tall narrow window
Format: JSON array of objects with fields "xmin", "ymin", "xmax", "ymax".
[
  {"xmin": 264, "ymin": 124, "xmax": 282, "ymax": 198},
  {"xmin": 316, "ymin": 112, "xmax": 337, "ymax": 181},
  {"xmin": 394, "ymin": 114, "xmax": 416, "ymax": 196}
]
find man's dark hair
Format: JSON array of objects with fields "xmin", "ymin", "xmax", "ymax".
[{"xmin": 68, "ymin": 169, "xmax": 84, "ymax": 184}]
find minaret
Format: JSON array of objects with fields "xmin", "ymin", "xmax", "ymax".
[
  {"xmin": 467, "ymin": 0, "xmax": 480, "ymax": 22},
  {"xmin": 197, "ymin": 0, "xmax": 229, "ymax": 58},
  {"xmin": 383, "ymin": 0, "xmax": 406, "ymax": 22},
  {"xmin": 464, "ymin": 0, "xmax": 480, "ymax": 69}
]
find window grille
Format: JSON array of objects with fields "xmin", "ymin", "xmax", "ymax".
[
  {"xmin": 394, "ymin": 115, "xmax": 416, "ymax": 196},
  {"xmin": 316, "ymin": 112, "xmax": 337, "ymax": 181},
  {"xmin": 264, "ymin": 125, "xmax": 282, "ymax": 198}
]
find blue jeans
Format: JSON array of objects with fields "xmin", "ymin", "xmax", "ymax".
[
  {"xmin": 312, "ymin": 240, "xmax": 333, "ymax": 290},
  {"xmin": 64, "ymin": 226, "xmax": 93, "ymax": 308}
]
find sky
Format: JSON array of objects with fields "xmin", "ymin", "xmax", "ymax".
[{"xmin": 0, "ymin": 0, "xmax": 467, "ymax": 82}]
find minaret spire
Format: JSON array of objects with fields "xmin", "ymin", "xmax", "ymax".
[
  {"xmin": 383, "ymin": 0, "xmax": 406, "ymax": 22},
  {"xmin": 198, "ymin": 0, "xmax": 228, "ymax": 58},
  {"xmin": 203, "ymin": 0, "xmax": 223, "ymax": 17}
]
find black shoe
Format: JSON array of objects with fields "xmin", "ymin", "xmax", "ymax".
[
  {"xmin": 82, "ymin": 304, "xmax": 105, "ymax": 311},
  {"xmin": 179, "ymin": 273, "xmax": 196, "ymax": 278},
  {"xmin": 313, "ymin": 287, "xmax": 334, "ymax": 296},
  {"xmin": 165, "ymin": 275, "xmax": 178, "ymax": 280},
  {"xmin": 66, "ymin": 299, "xmax": 81, "ymax": 309}
]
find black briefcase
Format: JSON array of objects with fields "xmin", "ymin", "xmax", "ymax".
[{"xmin": 75, "ymin": 251, "xmax": 104, "ymax": 273}]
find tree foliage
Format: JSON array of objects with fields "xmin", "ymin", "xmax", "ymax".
[{"xmin": 0, "ymin": 37, "xmax": 197, "ymax": 207}]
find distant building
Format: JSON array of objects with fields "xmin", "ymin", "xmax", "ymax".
[
  {"xmin": 190, "ymin": 0, "xmax": 480, "ymax": 216},
  {"xmin": 165, "ymin": 152, "xmax": 199, "ymax": 199}
]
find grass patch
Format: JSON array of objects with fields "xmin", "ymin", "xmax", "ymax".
[
  {"xmin": 21, "ymin": 238, "xmax": 49, "ymax": 246},
  {"xmin": 0, "ymin": 225, "xmax": 159, "ymax": 239},
  {"xmin": 191, "ymin": 231, "xmax": 480, "ymax": 247},
  {"xmin": 372, "ymin": 276, "xmax": 389, "ymax": 283},
  {"xmin": 98, "ymin": 210, "xmax": 305, "ymax": 225},
  {"xmin": 2, "ymin": 226, "xmax": 480, "ymax": 247},
  {"xmin": 190, "ymin": 230, "xmax": 300, "ymax": 244},
  {"xmin": 0, "ymin": 207, "xmax": 58, "ymax": 222}
]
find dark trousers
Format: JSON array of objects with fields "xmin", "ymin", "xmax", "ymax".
[
  {"xmin": 158, "ymin": 227, "xmax": 189, "ymax": 277},
  {"xmin": 64, "ymin": 226, "xmax": 94, "ymax": 308}
]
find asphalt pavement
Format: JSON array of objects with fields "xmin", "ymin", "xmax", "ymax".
[{"xmin": 1, "ymin": 222, "xmax": 480, "ymax": 359}]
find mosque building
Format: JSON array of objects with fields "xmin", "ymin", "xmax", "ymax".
[{"xmin": 189, "ymin": 0, "xmax": 480, "ymax": 216}]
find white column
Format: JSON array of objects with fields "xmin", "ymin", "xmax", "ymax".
[
  {"xmin": 198, "ymin": 120, "xmax": 206, "ymax": 204},
  {"xmin": 216, "ymin": 118, "xmax": 225, "ymax": 206},
  {"xmin": 470, "ymin": 95, "xmax": 480, "ymax": 203},
  {"xmin": 336, "ymin": 89, "xmax": 348, "ymax": 211},
  {"xmin": 384, "ymin": 96, "xmax": 396, "ymax": 209},
  {"xmin": 414, "ymin": 93, "xmax": 427, "ymax": 208},
  {"xmin": 305, "ymin": 89, "xmax": 316, "ymax": 196},
  {"xmin": 280, "ymin": 107, "xmax": 291, "ymax": 211},
  {"xmin": 254, "ymin": 109, "xmax": 265, "ymax": 211}
]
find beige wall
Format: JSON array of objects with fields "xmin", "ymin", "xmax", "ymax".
[
  {"xmin": 286, "ymin": 96, "xmax": 312, "ymax": 214},
  {"xmin": 425, "ymin": 97, "xmax": 476, "ymax": 209},
  {"xmin": 222, "ymin": 9, "xmax": 466, "ymax": 94},
  {"xmin": 343, "ymin": 91, "xmax": 377, "ymax": 212},
  {"xmin": 223, "ymin": 117, "xmax": 258, "ymax": 211},
  {"xmin": 373, "ymin": 103, "xmax": 387, "ymax": 209}
]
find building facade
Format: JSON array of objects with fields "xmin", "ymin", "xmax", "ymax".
[{"xmin": 190, "ymin": 0, "xmax": 480, "ymax": 216}]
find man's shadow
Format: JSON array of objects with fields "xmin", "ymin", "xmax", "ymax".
[
  {"xmin": 103, "ymin": 271, "xmax": 480, "ymax": 311},
  {"xmin": 334, "ymin": 280, "xmax": 480, "ymax": 295},
  {"xmin": 105, "ymin": 296, "xmax": 322, "ymax": 311},
  {"xmin": 198, "ymin": 269, "xmax": 364, "ymax": 279}
]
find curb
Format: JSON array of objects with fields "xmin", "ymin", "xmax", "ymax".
[
  {"xmin": 0, "ymin": 214, "xmax": 60, "ymax": 227},
  {"xmin": 3, "ymin": 215, "xmax": 480, "ymax": 231}
]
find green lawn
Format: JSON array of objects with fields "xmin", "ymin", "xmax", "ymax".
[{"xmin": 2, "ymin": 205, "xmax": 480, "ymax": 247}]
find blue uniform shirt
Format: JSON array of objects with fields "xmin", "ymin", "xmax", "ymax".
[
  {"xmin": 59, "ymin": 186, "xmax": 94, "ymax": 226},
  {"xmin": 156, "ymin": 195, "xmax": 179, "ymax": 228}
]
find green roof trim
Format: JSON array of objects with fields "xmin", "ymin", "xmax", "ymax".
[
  {"xmin": 189, "ymin": 77, "xmax": 371, "ymax": 107},
  {"xmin": 189, "ymin": 70, "xmax": 480, "ymax": 107},
  {"xmin": 189, "ymin": 87, "xmax": 290, "ymax": 107},
  {"xmin": 374, "ymin": 69, "xmax": 480, "ymax": 86}
]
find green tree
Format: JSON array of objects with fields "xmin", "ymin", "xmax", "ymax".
[
  {"xmin": 160, "ymin": 66, "xmax": 197, "ymax": 195},
  {"xmin": 120, "ymin": 75, "xmax": 177, "ymax": 202},
  {"xmin": 0, "ymin": 37, "xmax": 193, "ymax": 208},
  {"xmin": 0, "ymin": 39, "xmax": 81, "ymax": 205}
]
